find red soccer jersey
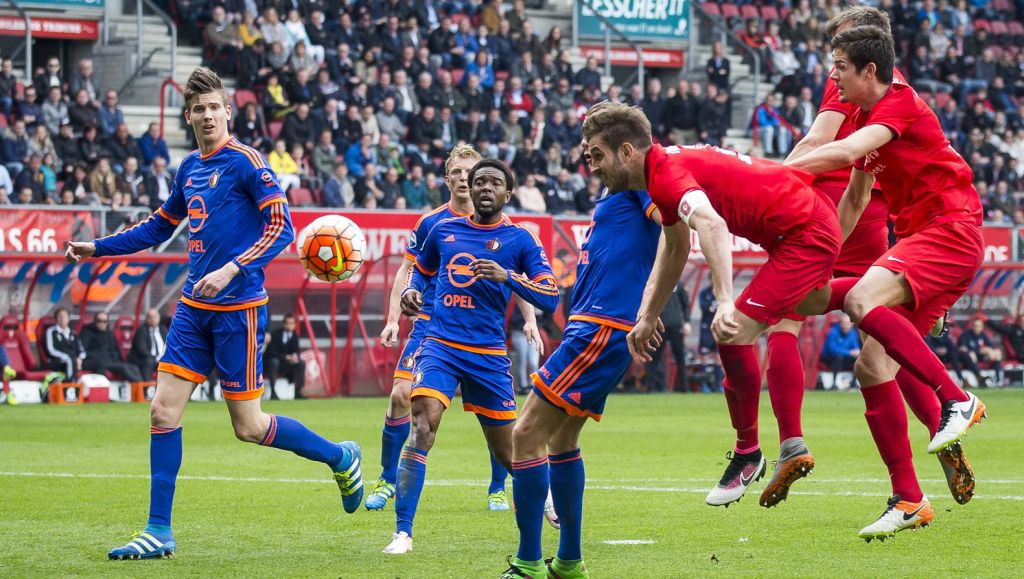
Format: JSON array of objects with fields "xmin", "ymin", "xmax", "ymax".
[
  {"xmin": 815, "ymin": 68, "xmax": 908, "ymax": 190},
  {"xmin": 645, "ymin": 143, "xmax": 817, "ymax": 248},
  {"xmin": 850, "ymin": 83, "xmax": 981, "ymax": 238}
]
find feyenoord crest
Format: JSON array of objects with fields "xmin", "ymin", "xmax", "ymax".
[
  {"xmin": 412, "ymin": 370, "xmax": 424, "ymax": 385},
  {"xmin": 401, "ymin": 355, "xmax": 415, "ymax": 369},
  {"xmin": 486, "ymin": 239, "xmax": 501, "ymax": 252},
  {"xmin": 209, "ymin": 170, "xmax": 220, "ymax": 189}
]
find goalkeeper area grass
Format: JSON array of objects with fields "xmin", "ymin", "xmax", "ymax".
[{"xmin": 1, "ymin": 389, "xmax": 1020, "ymax": 577}]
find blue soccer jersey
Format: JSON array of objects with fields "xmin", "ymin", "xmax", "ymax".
[
  {"xmin": 408, "ymin": 216, "xmax": 559, "ymax": 354},
  {"xmin": 531, "ymin": 190, "xmax": 662, "ymax": 420},
  {"xmin": 93, "ymin": 137, "xmax": 293, "ymax": 311}
]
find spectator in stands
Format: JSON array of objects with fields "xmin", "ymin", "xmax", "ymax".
[
  {"xmin": 663, "ymin": 79, "xmax": 698, "ymax": 146},
  {"xmin": 573, "ymin": 174, "xmax": 600, "ymax": 214},
  {"xmin": 379, "ymin": 167, "xmax": 402, "ymax": 208},
  {"xmin": 60, "ymin": 163, "xmax": 89, "ymax": 204},
  {"xmin": 264, "ymin": 313, "xmax": 305, "ymax": 399},
  {"xmin": 88, "ymin": 157, "xmax": 117, "ymax": 203},
  {"xmin": 345, "ymin": 133, "xmax": 376, "ymax": 178},
  {"xmin": 0, "ymin": 164, "xmax": 11, "ymax": 202},
  {"xmin": 755, "ymin": 93, "xmax": 782, "ymax": 157},
  {"xmin": 321, "ymin": 163, "xmax": 355, "ymax": 208},
  {"xmin": 705, "ymin": 41, "xmax": 731, "ymax": 90},
  {"xmin": 54, "ymin": 121, "xmax": 79, "ymax": 175},
  {"xmin": 311, "ymin": 129, "xmax": 338, "ymax": 184},
  {"xmin": 104, "ymin": 123, "xmax": 141, "ymax": 174},
  {"xmin": 774, "ymin": 39, "xmax": 802, "ymax": 95},
  {"xmin": 406, "ymin": 104, "xmax": 443, "ymax": 157},
  {"xmin": 641, "ymin": 78, "xmax": 667, "ymax": 138},
  {"xmin": 820, "ymin": 314, "xmax": 861, "ymax": 387},
  {"xmin": 15, "ymin": 153, "xmax": 46, "ymax": 203},
  {"xmin": 645, "ymin": 280, "xmax": 690, "ymax": 393},
  {"xmin": 41, "ymin": 87, "xmax": 69, "ymax": 136},
  {"xmin": 142, "ymin": 155, "xmax": 171, "ymax": 209},
  {"xmin": 27, "ymin": 123, "xmax": 57, "ymax": 164},
  {"xmin": 261, "ymin": 7, "xmax": 292, "ymax": 58},
  {"xmin": 17, "ymin": 85, "xmax": 43, "ymax": 129},
  {"xmin": 544, "ymin": 168, "xmax": 576, "ymax": 215},
  {"xmin": 68, "ymin": 89, "xmax": 99, "ymax": 133},
  {"xmin": 777, "ymin": 94, "xmax": 804, "ymax": 155},
  {"xmin": 78, "ymin": 124, "xmax": 104, "ymax": 168},
  {"xmin": 0, "ymin": 57, "xmax": 15, "ymax": 116},
  {"xmin": 401, "ymin": 164, "xmax": 427, "ymax": 209},
  {"xmin": 238, "ymin": 9, "xmax": 262, "ymax": 46},
  {"xmin": 376, "ymin": 96, "xmax": 404, "ymax": 143},
  {"xmin": 44, "ymin": 307, "xmax": 83, "ymax": 381},
  {"xmin": 128, "ymin": 308, "xmax": 165, "ymax": 381},
  {"xmin": 238, "ymin": 38, "xmax": 271, "ymax": 89},
  {"xmin": 985, "ymin": 314, "xmax": 1024, "ymax": 363},
  {"xmin": 282, "ymin": 102, "xmax": 316, "ymax": 151},
  {"xmin": 117, "ymin": 156, "xmax": 144, "ymax": 203},
  {"xmin": 137, "ymin": 122, "xmax": 169, "ymax": 168},
  {"xmin": 233, "ymin": 101, "xmax": 267, "ymax": 150},
  {"xmin": 958, "ymin": 318, "xmax": 1004, "ymax": 387},
  {"xmin": 3, "ymin": 119, "xmax": 30, "ymax": 176},
  {"xmin": 33, "ymin": 57, "xmax": 62, "ymax": 103},
  {"xmin": 574, "ymin": 56, "xmax": 601, "ymax": 92},
  {"xmin": 205, "ymin": 6, "xmax": 244, "ymax": 77},
  {"xmin": 355, "ymin": 162, "xmax": 384, "ymax": 208},
  {"xmin": 268, "ymin": 139, "xmax": 300, "ymax": 192},
  {"xmin": 80, "ymin": 312, "xmax": 142, "ymax": 382}
]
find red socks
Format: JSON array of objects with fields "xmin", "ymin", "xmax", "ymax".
[
  {"xmin": 718, "ymin": 344, "xmax": 761, "ymax": 453},
  {"xmin": 825, "ymin": 277, "xmax": 860, "ymax": 313},
  {"xmin": 859, "ymin": 306, "xmax": 970, "ymax": 404},
  {"xmin": 766, "ymin": 332, "xmax": 805, "ymax": 442},
  {"xmin": 895, "ymin": 368, "xmax": 941, "ymax": 437},
  {"xmin": 861, "ymin": 381, "xmax": 923, "ymax": 502}
]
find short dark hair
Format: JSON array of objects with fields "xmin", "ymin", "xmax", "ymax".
[
  {"xmin": 831, "ymin": 26, "xmax": 895, "ymax": 84},
  {"xmin": 283, "ymin": 313, "xmax": 295, "ymax": 320},
  {"xmin": 468, "ymin": 159, "xmax": 516, "ymax": 193},
  {"xmin": 183, "ymin": 66, "xmax": 228, "ymax": 109},
  {"xmin": 826, "ymin": 6, "xmax": 891, "ymax": 37}
]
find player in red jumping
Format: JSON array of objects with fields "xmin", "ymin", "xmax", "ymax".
[{"xmin": 787, "ymin": 25, "xmax": 986, "ymax": 540}]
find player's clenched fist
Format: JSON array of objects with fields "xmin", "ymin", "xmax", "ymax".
[
  {"xmin": 469, "ymin": 259, "xmax": 508, "ymax": 283},
  {"xmin": 65, "ymin": 241, "xmax": 96, "ymax": 264},
  {"xmin": 711, "ymin": 300, "xmax": 740, "ymax": 343},
  {"xmin": 380, "ymin": 321, "xmax": 400, "ymax": 347},
  {"xmin": 192, "ymin": 261, "xmax": 240, "ymax": 299},
  {"xmin": 401, "ymin": 289, "xmax": 423, "ymax": 317},
  {"xmin": 626, "ymin": 317, "xmax": 665, "ymax": 364}
]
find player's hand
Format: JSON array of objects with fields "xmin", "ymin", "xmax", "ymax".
[
  {"xmin": 711, "ymin": 301, "xmax": 740, "ymax": 343},
  {"xmin": 523, "ymin": 321, "xmax": 544, "ymax": 355},
  {"xmin": 469, "ymin": 259, "xmax": 509, "ymax": 283},
  {"xmin": 193, "ymin": 261, "xmax": 240, "ymax": 299},
  {"xmin": 401, "ymin": 289, "xmax": 423, "ymax": 317},
  {"xmin": 380, "ymin": 320, "xmax": 401, "ymax": 347},
  {"xmin": 627, "ymin": 316, "xmax": 661, "ymax": 364},
  {"xmin": 64, "ymin": 241, "xmax": 96, "ymax": 264}
]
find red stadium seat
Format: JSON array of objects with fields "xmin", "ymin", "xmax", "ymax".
[
  {"xmin": 14, "ymin": 81, "xmax": 23, "ymax": 100},
  {"xmin": 990, "ymin": 20, "xmax": 1009, "ymax": 36},
  {"xmin": 720, "ymin": 3, "xmax": 740, "ymax": 20},
  {"xmin": 934, "ymin": 92, "xmax": 952, "ymax": 110},
  {"xmin": 740, "ymin": 4, "xmax": 760, "ymax": 20},
  {"xmin": 2, "ymin": 316, "xmax": 47, "ymax": 380},
  {"xmin": 234, "ymin": 89, "xmax": 258, "ymax": 109},
  {"xmin": 760, "ymin": 6, "xmax": 780, "ymax": 21},
  {"xmin": 779, "ymin": 6, "xmax": 791, "ymax": 20},
  {"xmin": 451, "ymin": 68, "xmax": 465, "ymax": 86},
  {"xmin": 0, "ymin": 115, "xmax": 6, "ymax": 129},
  {"xmin": 973, "ymin": 19, "xmax": 991, "ymax": 32},
  {"xmin": 992, "ymin": 0, "xmax": 1013, "ymax": 12},
  {"xmin": 267, "ymin": 120, "xmax": 283, "ymax": 141},
  {"xmin": 703, "ymin": 3, "xmax": 721, "ymax": 17},
  {"xmin": 989, "ymin": 45, "xmax": 1004, "ymax": 59},
  {"xmin": 288, "ymin": 186, "xmax": 316, "ymax": 206},
  {"xmin": 1008, "ymin": 21, "xmax": 1024, "ymax": 37},
  {"xmin": 34, "ymin": 316, "xmax": 55, "ymax": 370},
  {"xmin": 114, "ymin": 317, "xmax": 135, "ymax": 362}
]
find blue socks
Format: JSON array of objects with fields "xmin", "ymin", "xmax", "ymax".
[
  {"xmin": 550, "ymin": 448, "xmax": 585, "ymax": 562},
  {"xmin": 395, "ymin": 446, "xmax": 428, "ymax": 536},
  {"xmin": 381, "ymin": 414, "xmax": 411, "ymax": 485},
  {"xmin": 260, "ymin": 415, "xmax": 347, "ymax": 469},
  {"xmin": 148, "ymin": 426, "xmax": 182, "ymax": 527},
  {"xmin": 512, "ymin": 457, "xmax": 549, "ymax": 563},
  {"xmin": 489, "ymin": 449, "xmax": 510, "ymax": 494}
]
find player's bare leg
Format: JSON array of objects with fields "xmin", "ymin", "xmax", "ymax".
[
  {"xmin": 367, "ymin": 377, "xmax": 413, "ymax": 510},
  {"xmin": 761, "ymin": 318, "xmax": 816, "ymax": 508},
  {"xmin": 385, "ymin": 395, "xmax": 444, "ymax": 554},
  {"xmin": 706, "ymin": 310, "xmax": 769, "ymax": 507}
]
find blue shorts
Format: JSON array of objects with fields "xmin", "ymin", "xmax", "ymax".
[
  {"xmin": 411, "ymin": 338, "xmax": 516, "ymax": 426},
  {"xmin": 159, "ymin": 302, "xmax": 267, "ymax": 400},
  {"xmin": 393, "ymin": 315, "xmax": 429, "ymax": 381},
  {"xmin": 531, "ymin": 320, "xmax": 631, "ymax": 421}
]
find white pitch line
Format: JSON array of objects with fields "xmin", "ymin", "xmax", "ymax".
[
  {"xmin": 603, "ymin": 540, "xmax": 656, "ymax": 545},
  {"xmin": 1, "ymin": 471, "xmax": 1022, "ymax": 501}
]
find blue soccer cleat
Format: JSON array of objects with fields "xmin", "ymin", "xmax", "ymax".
[
  {"xmin": 365, "ymin": 479, "xmax": 396, "ymax": 511},
  {"xmin": 488, "ymin": 490, "xmax": 511, "ymax": 511},
  {"xmin": 107, "ymin": 529, "xmax": 176, "ymax": 560},
  {"xmin": 333, "ymin": 441, "xmax": 364, "ymax": 514}
]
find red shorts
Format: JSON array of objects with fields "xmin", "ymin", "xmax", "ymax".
[
  {"xmin": 737, "ymin": 194, "xmax": 842, "ymax": 326},
  {"xmin": 876, "ymin": 220, "xmax": 983, "ymax": 334},
  {"xmin": 814, "ymin": 184, "xmax": 890, "ymax": 278}
]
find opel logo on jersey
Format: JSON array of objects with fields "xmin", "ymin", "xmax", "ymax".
[
  {"xmin": 446, "ymin": 252, "xmax": 478, "ymax": 288},
  {"xmin": 187, "ymin": 196, "xmax": 209, "ymax": 233},
  {"xmin": 260, "ymin": 170, "xmax": 274, "ymax": 186},
  {"xmin": 209, "ymin": 170, "xmax": 220, "ymax": 189},
  {"xmin": 486, "ymin": 239, "xmax": 501, "ymax": 252}
]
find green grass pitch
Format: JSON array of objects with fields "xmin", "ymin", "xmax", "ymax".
[{"xmin": 1, "ymin": 390, "xmax": 1021, "ymax": 577}]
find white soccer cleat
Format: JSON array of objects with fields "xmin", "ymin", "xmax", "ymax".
[
  {"xmin": 706, "ymin": 451, "xmax": 767, "ymax": 507},
  {"xmin": 543, "ymin": 490, "xmax": 560, "ymax": 529},
  {"xmin": 382, "ymin": 531, "xmax": 413, "ymax": 555},
  {"xmin": 858, "ymin": 496, "xmax": 934, "ymax": 542},
  {"xmin": 928, "ymin": 391, "xmax": 987, "ymax": 454}
]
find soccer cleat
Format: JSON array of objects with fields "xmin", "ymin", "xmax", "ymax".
[
  {"xmin": 706, "ymin": 450, "xmax": 766, "ymax": 507},
  {"xmin": 928, "ymin": 391, "xmax": 986, "ymax": 453},
  {"xmin": 929, "ymin": 311, "xmax": 949, "ymax": 338},
  {"xmin": 498, "ymin": 556, "xmax": 546, "ymax": 578},
  {"xmin": 3, "ymin": 364, "xmax": 16, "ymax": 380},
  {"xmin": 543, "ymin": 491, "xmax": 560, "ymax": 529},
  {"xmin": 759, "ymin": 437, "xmax": 815, "ymax": 508},
  {"xmin": 937, "ymin": 441, "xmax": 975, "ymax": 505},
  {"xmin": 382, "ymin": 531, "xmax": 413, "ymax": 554},
  {"xmin": 332, "ymin": 441, "xmax": 364, "ymax": 514},
  {"xmin": 365, "ymin": 479, "xmax": 396, "ymax": 511},
  {"xmin": 547, "ymin": 557, "xmax": 590, "ymax": 578},
  {"xmin": 488, "ymin": 489, "xmax": 512, "ymax": 511},
  {"xmin": 107, "ymin": 530, "xmax": 176, "ymax": 560},
  {"xmin": 858, "ymin": 495, "xmax": 934, "ymax": 542}
]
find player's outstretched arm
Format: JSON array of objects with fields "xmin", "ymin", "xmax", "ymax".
[
  {"xmin": 630, "ymin": 221, "xmax": 690, "ymax": 363},
  {"xmin": 786, "ymin": 124, "xmax": 893, "ymax": 175},
  {"xmin": 836, "ymin": 169, "xmax": 875, "ymax": 241},
  {"xmin": 381, "ymin": 257, "xmax": 415, "ymax": 347},
  {"xmin": 80, "ymin": 208, "xmax": 183, "ymax": 260},
  {"xmin": 514, "ymin": 295, "xmax": 544, "ymax": 355},
  {"xmin": 65, "ymin": 241, "xmax": 96, "ymax": 264},
  {"xmin": 784, "ymin": 110, "xmax": 846, "ymax": 164},
  {"xmin": 687, "ymin": 204, "xmax": 737, "ymax": 343}
]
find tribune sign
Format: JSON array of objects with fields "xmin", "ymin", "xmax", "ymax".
[{"xmin": 576, "ymin": 0, "xmax": 691, "ymax": 42}]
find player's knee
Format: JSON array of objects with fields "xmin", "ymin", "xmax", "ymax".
[
  {"xmin": 149, "ymin": 399, "xmax": 177, "ymax": 428},
  {"xmin": 409, "ymin": 416, "xmax": 436, "ymax": 450},
  {"xmin": 854, "ymin": 355, "xmax": 892, "ymax": 385},
  {"xmin": 389, "ymin": 383, "xmax": 412, "ymax": 410},
  {"xmin": 843, "ymin": 290, "xmax": 872, "ymax": 322},
  {"xmin": 230, "ymin": 416, "xmax": 267, "ymax": 443}
]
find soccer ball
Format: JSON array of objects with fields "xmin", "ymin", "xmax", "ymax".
[{"xmin": 297, "ymin": 215, "xmax": 366, "ymax": 282}]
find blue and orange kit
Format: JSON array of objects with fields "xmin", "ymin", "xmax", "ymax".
[
  {"xmin": 403, "ymin": 202, "xmax": 472, "ymax": 321},
  {"xmin": 93, "ymin": 137, "xmax": 294, "ymax": 310},
  {"xmin": 408, "ymin": 216, "xmax": 559, "ymax": 352}
]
